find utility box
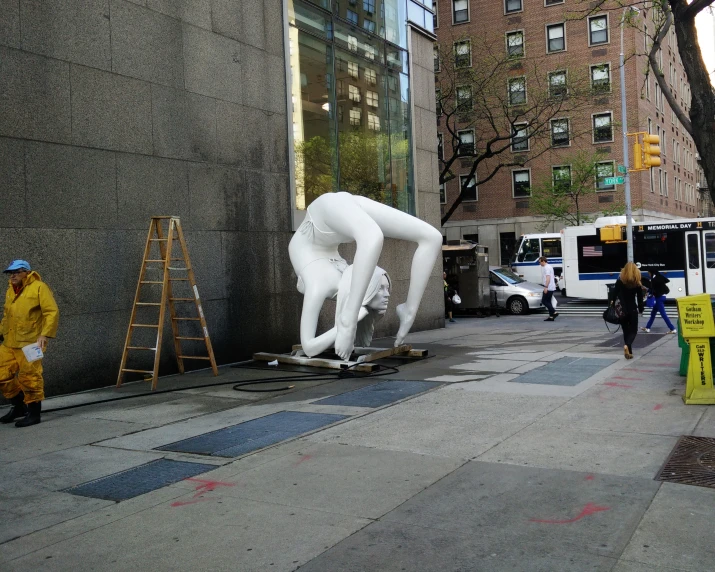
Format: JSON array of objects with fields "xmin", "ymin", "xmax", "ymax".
[{"xmin": 442, "ymin": 241, "xmax": 490, "ymax": 310}]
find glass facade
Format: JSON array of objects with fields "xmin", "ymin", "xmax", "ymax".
[{"xmin": 288, "ymin": 0, "xmax": 414, "ymax": 213}]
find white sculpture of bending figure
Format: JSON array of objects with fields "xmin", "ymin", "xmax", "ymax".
[{"xmin": 289, "ymin": 191, "xmax": 442, "ymax": 360}]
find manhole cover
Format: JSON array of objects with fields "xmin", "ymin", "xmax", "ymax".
[{"xmin": 655, "ymin": 436, "xmax": 715, "ymax": 489}]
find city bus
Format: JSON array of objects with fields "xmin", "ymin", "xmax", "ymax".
[
  {"xmin": 562, "ymin": 216, "xmax": 715, "ymax": 300},
  {"xmin": 510, "ymin": 233, "xmax": 563, "ymax": 289}
]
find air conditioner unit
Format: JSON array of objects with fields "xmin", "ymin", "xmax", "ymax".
[
  {"xmin": 696, "ymin": 153, "xmax": 701, "ymax": 160},
  {"xmin": 696, "ymin": 183, "xmax": 701, "ymax": 189}
]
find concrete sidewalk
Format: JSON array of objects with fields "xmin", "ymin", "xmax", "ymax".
[{"xmin": 1, "ymin": 314, "xmax": 714, "ymax": 571}]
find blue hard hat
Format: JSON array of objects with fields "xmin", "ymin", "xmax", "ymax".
[{"xmin": 3, "ymin": 260, "xmax": 31, "ymax": 273}]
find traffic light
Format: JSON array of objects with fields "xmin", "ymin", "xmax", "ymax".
[
  {"xmin": 642, "ymin": 134, "xmax": 661, "ymax": 168},
  {"xmin": 633, "ymin": 142, "xmax": 642, "ymax": 170}
]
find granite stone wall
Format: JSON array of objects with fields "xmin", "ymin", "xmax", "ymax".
[{"xmin": 0, "ymin": 2, "xmax": 443, "ymax": 396}]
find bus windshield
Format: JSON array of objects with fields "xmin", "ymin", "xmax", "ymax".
[
  {"xmin": 493, "ymin": 268, "xmax": 526, "ymax": 284},
  {"xmin": 516, "ymin": 238, "xmax": 540, "ymax": 262}
]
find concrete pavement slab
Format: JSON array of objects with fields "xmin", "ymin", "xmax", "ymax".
[
  {"xmin": 618, "ymin": 482, "xmax": 715, "ymax": 571},
  {"xmin": 424, "ymin": 373, "xmax": 490, "ymax": 382},
  {"xmin": 305, "ymin": 389, "xmax": 566, "ymax": 459},
  {"xmin": 612, "ymin": 560, "xmax": 690, "ymax": 572},
  {"xmin": 449, "ymin": 359, "xmax": 531, "ymax": 372},
  {"xmin": 297, "ymin": 518, "xmax": 618, "ymax": 572},
  {"xmin": 180, "ymin": 441, "xmax": 462, "ymax": 519},
  {"xmin": 0, "ymin": 417, "xmax": 151, "ymax": 463},
  {"xmin": 477, "ymin": 424, "xmax": 679, "ymax": 478},
  {"xmin": 4, "ymin": 493, "xmax": 371, "ymax": 572}
]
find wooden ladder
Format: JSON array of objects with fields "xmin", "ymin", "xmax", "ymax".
[{"xmin": 117, "ymin": 216, "xmax": 218, "ymax": 390}]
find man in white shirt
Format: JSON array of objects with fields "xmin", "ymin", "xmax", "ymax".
[{"xmin": 539, "ymin": 256, "xmax": 558, "ymax": 321}]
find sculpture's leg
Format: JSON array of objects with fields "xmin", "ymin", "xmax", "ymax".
[{"xmin": 351, "ymin": 197, "xmax": 443, "ymax": 345}]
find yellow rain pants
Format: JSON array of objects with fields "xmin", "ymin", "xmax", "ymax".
[{"xmin": 0, "ymin": 344, "xmax": 44, "ymax": 404}]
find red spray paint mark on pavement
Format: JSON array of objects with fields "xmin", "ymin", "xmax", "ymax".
[
  {"xmin": 293, "ymin": 454, "xmax": 313, "ymax": 467},
  {"xmin": 611, "ymin": 376, "xmax": 641, "ymax": 381},
  {"xmin": 602, "ymin": 381, "xmax": 633, "ymax": 388},
  {"xmin": 622, "ymin": 369, "xmax": 657, "ymax": 373},
  {"xmin": 653, "ymin": 404, "xmax": 663, "ymax": 411},
  {"xmin": 530, "ymin": 502, "xmax": 610, "ymax": 524},
  {"xmin": 171, "ymin": 478, "xmax": 236, "ymax": 507},
  {"xmin": 585, "ymin": 474, "xmax": 595, "ymax": 481}
]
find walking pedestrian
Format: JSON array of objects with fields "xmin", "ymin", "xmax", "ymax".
[
  {"xmin": 641, "ymin": 269, "xmax": 676, "ymax": 334},
  {"xmin": 444, "ymin": 271, "xmax": 456, "ymax": 323},
  {"xmin": 611, "ymin": 261, "xmax": 644, "ymax": 359},
  {"xmin": 0, "ymin": 260, "xmax": 59, "ymax": 427},
  {"xmin": 539, "ymin": 256, "xmax": 558, "ymax": 321}
]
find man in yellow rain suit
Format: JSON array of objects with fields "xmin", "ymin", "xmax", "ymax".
[{"xmin": 0, "ymin": 260, "xmax": 59, "ymax": 427}]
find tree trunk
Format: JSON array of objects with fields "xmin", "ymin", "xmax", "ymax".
[{"xmin": 671, "ymin": 1, "xmax": 715, "ymax": 202}]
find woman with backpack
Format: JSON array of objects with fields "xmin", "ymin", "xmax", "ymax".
[
  {"xmin": 641, "ymin": 269, "xmax": 676, "ymax": 334},
  {"xmin": 610, "ymin": 262, "xmax": 645, "ymax": 359}
]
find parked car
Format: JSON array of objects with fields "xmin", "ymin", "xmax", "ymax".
[{"xmin": 489, "ymin": 266, "xmax": 545, "ymax": 315}]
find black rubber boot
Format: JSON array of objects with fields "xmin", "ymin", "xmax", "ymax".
[
  {"xmin": 15, "ymin": 401, "xmax": 41, "ymax": 428},
  {"xmin": 0, "ymin": 393, "xmax": 27, "ymax": 424}
]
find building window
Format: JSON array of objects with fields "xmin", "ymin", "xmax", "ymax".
[
  {"xmin": 456, "ymin": 85, "xmax": 472, "ymax": 112},
  {"xmin": 346, "ymin": 10, "xmax": 359, "ymax": 25},
  {"xmin": 367, "ymin": 112, "xmax": 380, "ymax": 131},
  {"xmin": 433, "ymin": 1, "xmax": 438, "ymax": 28},
  {"xmin": 365, "ymin": 68, "xmax": 376, "ymax": 85},
  {"xmin": 437, "ymin": 133, "xmax": 443, "ymax": 159},
  {"xmin": 459, "ymin": 175, "xmax": 478, "ymax": 201},
  {"xmin": 435, "ymin": 89, "xmax": 442, "ymax": 115},
  {"xmin": 546, "ymin": 23, "xmax": 565, "ymax": 53},
  {"xmin": 434, "ymin": 45, "xmax": 440, "ymax": 72},
  {"xmin": 590, "ymin": 63, "xmax": 610, "ymax": 93},
  {"xmin": 363, "ymin": 19, "xmax": 376, "ymax": 33},
  {"xmin": 439, "ymin": 182, "xmax": 446, "ymax": 203},
  {"xmin": 457, "ymin": 130, "xmax": 475, "ymax": 155},
  {"xmin": 545, "ymin": 0, "xmax": 564, "ymax": 4},
  {"xmin": 511, "ymin": 123, "xmax": 529, "ymax": 152},
  {"xmin": 505, "ymin": 0, "xmax": 522, "ymax": 13},
  {"xmin": 550, "ymin": 118, "xmax": 570, "ymax": 147},
  {"xmin": 349, "ymin": 108, "xmax": 361, "ymax": 126},
  {"xmin": 596, "ymin": 161, "xmax": 615, "ymax": 190},
  {"xmin": 366, "ymin": 90, "xmax": 378, "ymax": 107},
  {"xmin": 349, "ymin": 84, "xmax": 361, "ymax": 102},
  {"xmin": 513, "ymin": 169, "xmax": 531, "ymax": 197},
  {"xmin": 364, "ymin": 45, "xmax": 376, "ymax": 60},
  {"xmin": 592, "ymin": 112, "xmax": 613, "ymax": 143},
  {"xmin": 348, "ymin": 61, "xmax": 359, "ymax": 79},
  {"xmin": 454, "ymin": 40, "xmax": 471, "ymax": 68},
  {"xmin": 552, "ymin": 165, "xmax": 571, "ymax": 192},
  {"xmin": 508, "ymin": 77, "xmax": 526, "ymax": 105},
  {"xmin": 548, "ymin": 70, "xmax": 567, "ymax": 98},
  {"xmin": 506, "ymin": 31, "xmax": 524, "ymax": 58},
  {"xmin": 363, "ymin": 0, "xmax": 375, "ymax": 14},
  {"xmin": 588, "ymin": 15, "xmax": 609, "ymax": 46},
  {"xmin": 347, "ymin": 35, "xmax": 358, "ymax": 52},
  {"xmin": 453, "ymin": 0, "xmax": 468, "ymax": 23}
]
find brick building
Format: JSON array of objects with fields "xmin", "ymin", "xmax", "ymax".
[{"xmin": 434, "ymin": 0, "xmax": 702, "ymax": 264}]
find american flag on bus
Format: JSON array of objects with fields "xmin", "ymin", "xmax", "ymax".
[{"xmin": 583, "ymin": 246, "xmax": 603, "ymax": 257}]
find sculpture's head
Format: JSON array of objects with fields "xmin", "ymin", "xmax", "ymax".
[{"xmin": 336, "ymin": 265, "xmax": 391, "ymax": 347}]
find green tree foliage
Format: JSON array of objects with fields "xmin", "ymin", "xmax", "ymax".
[{"xmin": 529, "ymin": 150, "xmax": 626, "ymax": 230}]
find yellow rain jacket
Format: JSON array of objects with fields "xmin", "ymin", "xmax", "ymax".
[{"xmin": 0, "ymin": 271, "xmax": 59, "ymax": 348}]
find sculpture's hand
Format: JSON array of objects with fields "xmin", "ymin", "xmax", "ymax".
[{"xmin": 335, "ymin": 315, "xmax": 357, "ymax": 361}]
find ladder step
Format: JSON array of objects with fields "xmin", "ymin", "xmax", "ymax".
[
  {"xmin": 121, "ymin": 368, "xmax": 155, "ymax": 374},
  {"xmin": 131, "ymin": 324, "xmax": 160, "ymax": 328},
  {"xmin": 170, "ymin": 298, "xmax": 194, "ymax": 302},
  {"xmin": 136, "ymin": 302, "xmax": 161, "ymax": 306},
  {"xmin": 176, "ymin": 336, "xmax": 205, "ymax": 340},
  {"xmin": 149, "ymin": 238, "xmax": 168, "ymax": 242},
  {"xmin": 140, "ymin": 281, "xmax": 164, "ymax": 284},
  {"xmin": 145, "ymin": 259, "xmax": 165, "ymax": 263},
  {"xmin": 127, "ymin": 346, "xmax": 157, "ymax": 351},
  {"xmin": 177, "ymin": 355, "xmax": 212, "ymax": 360},
  {"xmin": 172, "ymin": 317, "xmax": 200, "ymax": 321}
]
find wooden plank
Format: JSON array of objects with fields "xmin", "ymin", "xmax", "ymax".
[
  {"xmin": 253, "ymin": 352, "xmax": 377, "ymax": 373},
  {"xmin": 357, "ymin": 344, "xmax": 412, "ymax": 363}
]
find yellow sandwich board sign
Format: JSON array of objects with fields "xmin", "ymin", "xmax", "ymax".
[{"xmin": 676, "ymin": 295, "xmax": 715, "ymax": 404}]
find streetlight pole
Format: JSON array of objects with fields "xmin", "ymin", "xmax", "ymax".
[{"xmin": 620, "ymin": 7, "xmax": 638, "ymax": 262}]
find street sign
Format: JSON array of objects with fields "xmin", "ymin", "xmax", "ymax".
[
  {"xmin": 604, "ymin": 176, "xmax": 625, "ymax": 185},
  {"xmin": 617, "ymin": 165, "xmax": 627, "ymax": 173}
]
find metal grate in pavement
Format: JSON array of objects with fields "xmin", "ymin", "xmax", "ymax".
[
  {"xmin": 313, "ymin": 380, "xmax": 440, "ymax": 408},
  {"xmin": 655, "ymin": 436, "xmax": 715, "ymax": 489},
  {"xmin": 64, "ymin": 459, "xmax": 216, "ymax": 501},
  {"xmin": 157, "ymin": 411, "xmax": 348, "ymax": 457},
  {"xmin": 509, "ymin": 356, "xmax": 617, "ymax": 386}
]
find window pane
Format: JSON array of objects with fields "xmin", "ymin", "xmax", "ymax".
[
  {"xmin": 705, "ymin": 233, "xmax": 715, "ymax": 269},
  {"xmin": 547, "ymin": 24, "xmax": 564, "ymax": 52},
  {"xmin": 549, "ymin": 71, "xmax": 567, "ymax": 97},
  {"xmin": 593, "ymin": 114, "xmax": 612, "ymax": 142},
  {"xmin": 513, "ymin": 170, "xmax": 531, "ymax": 197},
  {"xmin": 551, "ymin": 119, "xmax": 569, "ymax": 146},
  {"xmin": 460, "ymin": 175, "xmax": 477, "ymax": 201},
  {"xmin": 507, "ymin": 32, "xmax": 523, "ymax": 57},
  {"xmin": 386, "ymin": 71, "xmax": 413, "ymax": 211},
  {"xmin": 458, "ymin": 130, "xmax": 474, "ymax": 155},
  {"xmin": 553, "ymin": 166, "xmax": 571, "ymax": 192},
  {"xmin": 453, "ymin": 0, "xmax": 468, "ymax": 22},
  {"xmin": 688, "ymin": 234, "xmax": 700, "ymax": 269},
  {"xmin": 505, "ymin": 0, "xmax": 522, "ymax": 13},
  {"xmin": 591, "ymin": 64, "xmax": 610, "ymax": 92},
  {"xmin": 291, "ymin": 31, "xmax": 338, "ymax": 209},
  {"xmin": 596, "ymin": 162, "xmax": 614, "ymax": 190},
  {"xmin": 590, "ymin": 16, "xmax": 608, "ymax": 44},
  {"xmin": 509, "ymin": 78, "xmax": 526, "ymax": 105},
  {"xmin": 512, "ymin": 124, "xmax": 528, "ymax": 151}
]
